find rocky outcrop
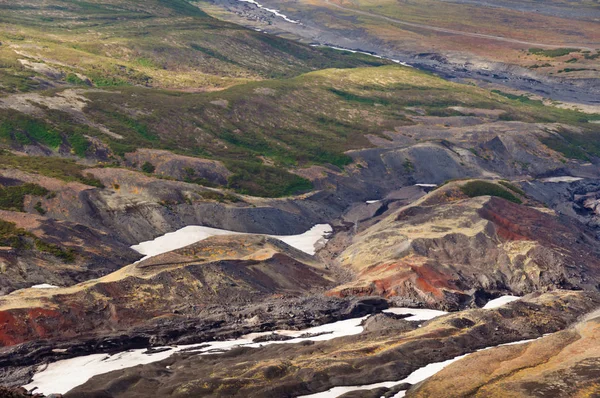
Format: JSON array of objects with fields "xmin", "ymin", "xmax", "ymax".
[
  {"xmin": 124, "ymin": 149, "xmax": 231, "ymax": 186},
  {"xmin": 330, "ymin": 180, "xmax": 600, "ymax": 309},
  {"xmin": 522, "ymin": 177, "xmax": 600, "ymax": 233},
  {"xmin": 0, "ymin": 210, "xmax": 140, "ymax": 294},
  {"xmin": 2, "ymin": 115, "xmax": 597, "ymax": 248},
  {"xmin": 0, "ymin": 167, "xmax": 344, "ymax": 245},
  {"xmin": 0, "ymin": 386, "xmax": 50, "ymax": 397}
]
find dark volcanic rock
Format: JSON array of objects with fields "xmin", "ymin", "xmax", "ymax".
[
  {"xmin": 361, "ymin": 313, "xmax": 417, "ymax": 333},
  {"xmin": 63, "ymin": 291, "xmax": 600, "ymax": 398},
  {"xmin": 252, "ymin": 333, "xmax": 295, "ymax": 343},
  {"xmin": 0, "ymin": 294, "xmax": 388, "ymax": 387},
  {"xmin": 0, "ymin": 235, "xmax": 336, "ymax": 348},
  {"xmin": 0, "ymin": 209, "xmax": 141, "ymax": 295},
  {"xmin": 339, "ymin": 383, "xmax": 411, "ymax": 398}
]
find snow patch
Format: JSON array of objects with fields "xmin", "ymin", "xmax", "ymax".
[
  {"xmin": 415, "ymin": 183, "xmax": 437, "ymax": 188},
  {"xmin": 311, "ymin": 45, "xmax": 413, "ymax": 67},
  {"xmin": 541, "ymin": 176, "xmax": 583, "ymax": 183},
  {"xmin": 30, "ymin": 284, "xmax": 59, "ymax": 289},
  {"xmin": 483, "ymin": 295, "xmax": 520, "ymax": 309},
  {"xmin": 131, "ymin": 224, "xmax": 332, "ymax": 260}
]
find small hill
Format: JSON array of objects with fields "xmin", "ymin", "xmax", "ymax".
[
  {"xmin": 330, "ymin": 180, "xmax": 600, "ymax": 309},
  {"xmin": 0, "ymin": 234, "xmax": 333, "ymax": 346}
]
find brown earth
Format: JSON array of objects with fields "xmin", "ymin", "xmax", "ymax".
[
  {"xmin": 409, "ymin": 310, "xmax": 600, "ymax": 397},
  {"xmin": 124, "ymin": 149, "xmax": 231, "ymax": 186}
]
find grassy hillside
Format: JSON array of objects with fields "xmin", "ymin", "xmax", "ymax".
[
  {"xmin": 0, "ymin": 0, "xmax": 388, "ymax": 93},
  {"xmin": 2, "ymin": 64, "xmax": 600, "ymax": 196},
  {"xmin": 1, "ymin": 0, "xmax": 599, "ymax": 197}
]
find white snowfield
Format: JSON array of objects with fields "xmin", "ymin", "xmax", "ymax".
[
  {"xmin": 483, "ymin": 295, "xmax": 520, "ymax": 309},
  {"xmin": 23, "ymin": 308, "xmax": 444, "ymax": 395},
  {"xmin": 131, "ymin": 224, "xmax": 332, "ymax": 260},
  {"xmin": 383, "ymin": 308, "xmax": 448, "ymax": 321}
]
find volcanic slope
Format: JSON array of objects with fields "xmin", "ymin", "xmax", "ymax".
[
  {"xmin": 330, "ymin": 179, "xmax": 600, "ymax": 309},
  {"xmin": 0, "ymin": 234, "xmax": 334, "ymax": 347},
  {"xmin": 0, "ymin": 0, "xmax": 387, "ymax": 91}
]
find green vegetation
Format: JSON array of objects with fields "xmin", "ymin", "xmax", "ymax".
[
  {"xmin": 0, "ymin": 109, "xmax": 96, "ymax": 157},
  {"xmin": 0, "ymin": 219, "xmax": 75, "ymax": 262},
  {"xmin": 0, "ymin": 113, "xmax": 62, "ymax": 148},
  {"xmin": 529, "ymin": 48, "xmax": 580, "ymax": 58},
  {"xmin": 0, "ymin": 0, "xmax": 598, "ymax": 198},
  {"xmin": 489, "ymin": 89, "xmax": 600, "ymax": 126},
  {"xmin": 558, "ymin": 68, "xmax": 590, "ymax": 73},
  {"xmin": 65, "ymin": 73, "xmax": 86, "ymax": 85},
  {"xmin": 0, "ymin": 0, "xmax": 389, "ymax": 93},
  {"xmin": 0, "ymin": 219, "xmax": 29, "ymax": 248},
  {"xmin": 498, "ymin": 181, "xmax": 526, "ymax": 196},
  {"xmin": 539, "ymin": 127, "xmax": 600, "ymax": 162},
  {"xmin": 226, "ymin": 162, "xmax": 313, "ymax": 197},
  {"xmin": 34, "ymin": 239, "xmax": 76, "ymax": 262},
  {"xmin": 141, "ymin": 162, "xmax": 156, "ymax": 174},
  {"xmin": 460, "ymin": 181, "xmax": 522, "ymax": 204},
  {"xmin": 2, "ymin": 62, "xmax": 598, "ymax": 196},
  {"xmin": 529, "ymin": 63, "xmax": 552, "ymax": 69},
  {"xmin": 491, "ymin": 90, "xmax": 541, "ymax": 106},
  {"xmin": 33, "ymin": 201, "xmax": 46, "ymax": 215},
  {"xmin": 0, "ymin": 183, "xmax": 49, "ymax": 212},
  {"xmin": 0, "ymin": 151, "xmax": 104, "ymax": 187}
]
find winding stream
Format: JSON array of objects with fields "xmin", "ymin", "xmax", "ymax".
[{"xmin": 236, "ymin": 0, "xmax": 299, "ymax": 23}]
